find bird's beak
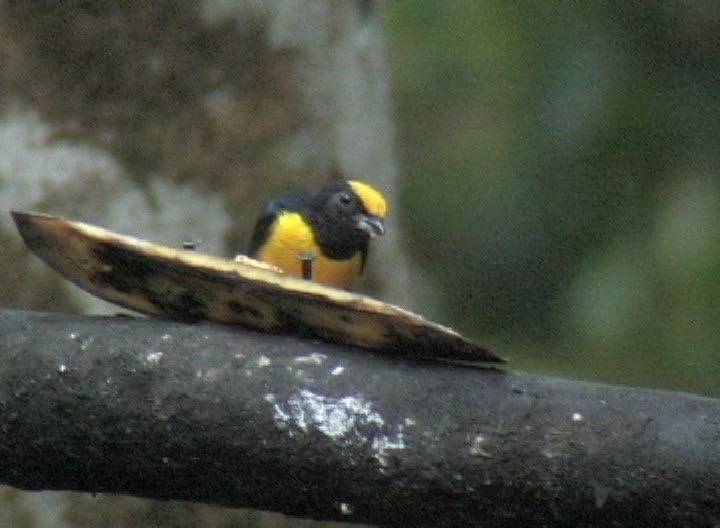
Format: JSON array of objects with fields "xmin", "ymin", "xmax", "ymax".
[{"xmin": 355, "ymin": 214, "xmax": 385, "ymax": 238}]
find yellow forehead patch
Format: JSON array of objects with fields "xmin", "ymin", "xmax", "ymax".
[{"xmin": 348, "ymin": 181, "xmax": 388, "ymax": 218}]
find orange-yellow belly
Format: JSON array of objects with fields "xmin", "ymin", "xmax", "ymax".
[{"xmin": 256, "ymin": 211, "xmax": 364, "ymax": 290}]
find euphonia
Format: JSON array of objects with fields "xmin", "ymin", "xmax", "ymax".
[{"xmin": 247, "ymin": 179, "xmax": 388, "ymax": 289}]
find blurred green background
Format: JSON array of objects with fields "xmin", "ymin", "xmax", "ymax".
[{"xmin": 387, "ymin": 3, "xmax": 720, "ymax": 395}]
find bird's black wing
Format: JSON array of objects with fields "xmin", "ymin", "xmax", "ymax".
[{"xmin": 246, "ymin": 189, "xmax": 315, "ymax": 257}]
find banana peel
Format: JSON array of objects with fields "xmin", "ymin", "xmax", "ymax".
[{"xmin": 11, "ymin": 211, "xmax": 505, "ymax": 363}]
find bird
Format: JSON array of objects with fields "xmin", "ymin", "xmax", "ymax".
[{"xmin": 246, "ymin": 179, "xmax": 388, "ymax": 289}]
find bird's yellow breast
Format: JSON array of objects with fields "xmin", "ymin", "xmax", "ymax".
[{"xmin": 256, "ymin": 211, "xmax": 364, "ymax": 290}]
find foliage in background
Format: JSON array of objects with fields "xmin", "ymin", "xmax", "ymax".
[{"xmin": 387, "ymin": 3, "xmax": 720, "ymax": 395}]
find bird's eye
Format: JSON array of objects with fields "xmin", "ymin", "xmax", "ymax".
[{"xmin": 337, "ymin": 192, "xmax": 352, "ymax": 206}]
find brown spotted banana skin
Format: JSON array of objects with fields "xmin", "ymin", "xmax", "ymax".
[{"xmin": 11, "ymin": 211, "xmax": 505, "ymax": 363}]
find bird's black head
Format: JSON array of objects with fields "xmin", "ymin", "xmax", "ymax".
[{"xmin": 309, "ymin": 180, "xmax": 387, "ymax": 260}]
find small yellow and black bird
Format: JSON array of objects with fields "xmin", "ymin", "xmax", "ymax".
[{"xmin": 246, "ymin": 179, "xmax": 388, "ymax": 290}]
